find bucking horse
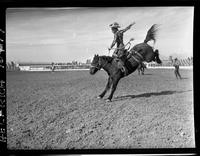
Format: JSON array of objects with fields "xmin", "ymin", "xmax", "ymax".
[{"xmin": 90, "ymin": 24, "xmax": 162, "ymax": 102}]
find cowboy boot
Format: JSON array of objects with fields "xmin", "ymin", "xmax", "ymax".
[
  {"xmin": 118, "ymin": 61, "xmax": 128, "ymax": 76},
  {"xmin": 122, "ymin": 66, "xmax": 128, "ymax": 76}
]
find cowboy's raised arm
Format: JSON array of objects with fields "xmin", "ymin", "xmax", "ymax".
[{"xmin": 121, "ymin": 22, "xmax": 136, "ymax": 33}]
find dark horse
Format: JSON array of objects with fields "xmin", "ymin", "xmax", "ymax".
[
  {"xmin": 90, "ymin": 24, "xmax": 162, "ymax": 102},
  {"xmin": 137, "ymin": 62, "xmax": 147, "ymax": 75}
]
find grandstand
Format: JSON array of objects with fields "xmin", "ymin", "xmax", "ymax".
[
  {"xmin": 145, "ymin": 57, "xmax": 193, "ymax": 68},
  {"xmin": 7, "ymin": 61, "xmax": 91, "ymax": 71}
]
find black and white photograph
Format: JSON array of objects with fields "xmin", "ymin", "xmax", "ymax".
[{"xmin": 6, "ymin": 7, "xmax": 194, "ymax": 150}]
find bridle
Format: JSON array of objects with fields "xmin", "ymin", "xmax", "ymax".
[
  {"xmin": 90, "ymin": 57, "xmax": 108, "ymax": 71},
  {"xmin": 90, "ymin": 64, "xmax": 101, "ymax": 70}
]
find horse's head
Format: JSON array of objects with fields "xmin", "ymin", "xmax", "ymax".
[
  {"xmin": 90, "ymin": 54, "xmax": 103, "ymax": 75},
  {"xmin": 154, "ymin": 49, "xmax": 162, "ymax": 64}
]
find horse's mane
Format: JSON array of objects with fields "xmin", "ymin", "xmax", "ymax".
[{"xmin": 100, "ymin": 55, "xmax": 113, "ymax": 63}]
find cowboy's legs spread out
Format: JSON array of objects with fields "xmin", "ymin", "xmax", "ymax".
[
  {"xmin": 115, "ymin": 57, "xmax": 127, "ymax": 75},
  {"xmin": 113, "ymin": 45, "xmax": 127, "ymax": 74},
  {"xmin": 114, "ymin": 55, "xmax": 127, "ymax": 76}
]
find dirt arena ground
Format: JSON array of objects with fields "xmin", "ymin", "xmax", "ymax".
[{"xmin": 7, "ymin": 68, "xmax": 195, "ymax": 149}]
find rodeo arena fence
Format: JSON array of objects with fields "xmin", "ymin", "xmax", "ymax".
[{"xmin": 6, "ymin": 57, "xmax": 193, "ymax": 72}]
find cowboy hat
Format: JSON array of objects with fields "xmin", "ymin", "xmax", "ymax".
[{"xmin": 109, "ymin": 22, "xmax": 120, "ymax": 28}]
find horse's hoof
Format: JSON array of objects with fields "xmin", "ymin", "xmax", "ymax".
[
  {"xmin": 106, "ymin": 99, "xmax": 111, "ymax": 102},
  {"xmin": 97, "ymin": 96, "xmax": 102, "ymax": 99}
]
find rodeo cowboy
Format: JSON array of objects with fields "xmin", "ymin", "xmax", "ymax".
[{"xmin": 108, "ymin": 22, "xmax": 135, "ymax": 75}]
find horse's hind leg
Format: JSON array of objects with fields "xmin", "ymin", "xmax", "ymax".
[
  {"xmin": 98, "ymin": 77, "xmax": 112, "ymax": 98},
  {"xmin": 138, "ymin": 69, "xmax": 140, "ymax": 75},
  {"xmin": 142, "ymin": 68, "xmax": 144, "ymax": 75}
]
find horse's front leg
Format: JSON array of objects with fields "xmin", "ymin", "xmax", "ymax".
[
  {"xmin": 98, "ymin": 77, "xmax": 112, "ymax": 99},
  {"xmin": 106, "ymin": 77, "xmax": 120, "ymax": 102}
]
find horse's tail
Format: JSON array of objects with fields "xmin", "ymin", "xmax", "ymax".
[{"xmin": 144, "ymin": 24, "xmax": 159, "ymax": 44}]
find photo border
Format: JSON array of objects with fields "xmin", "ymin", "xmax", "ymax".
[{"xmin": 1, "ymin": 0, "xmax": 199, "ymax": 155}]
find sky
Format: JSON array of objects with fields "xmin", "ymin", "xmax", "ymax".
[{"xmin": 6, "ymin": 7, "xmax": 194, "ymax": 63}]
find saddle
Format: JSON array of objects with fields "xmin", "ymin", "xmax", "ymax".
[{"xmin": 113, "ymin": 51, "xmax": 129, "ymax": 76}]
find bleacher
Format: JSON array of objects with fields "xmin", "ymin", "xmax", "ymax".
[
  {"xmin": 145, "ymin": 57, "xmax": 193, "ymax": 68},
  {"xmin": 179, "ymin": 57, "xmax": 193, "ymax": 66},
  {"xmin": 6, "ymin": 57, "xmax": 193, "ymax": 71}
]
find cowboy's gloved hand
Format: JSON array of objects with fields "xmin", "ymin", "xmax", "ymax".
[{"xmin": 131, "ymin": 22, "xmax": 136, "ymax": 26}]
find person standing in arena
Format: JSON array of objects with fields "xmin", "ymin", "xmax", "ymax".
[
  {"xmin": 172, "ymin": 58, "xmax": 182, "ymax": 79},
  {"xmin": 51, "ymin": 62, "xmax": 55, "ymax": 72}
]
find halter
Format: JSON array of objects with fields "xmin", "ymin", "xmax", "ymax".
[
  {"xmin": 90, "ymin": 64, "xmax": 101, "ymax": 70},
  {"xmin": 90, "ymin": 57, "xmax": 108, "ymax": 71}
]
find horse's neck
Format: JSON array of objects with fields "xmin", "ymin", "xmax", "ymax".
[{"xmin": 101, "ymin": 57, "xmax": 111, "ymax": 74}]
